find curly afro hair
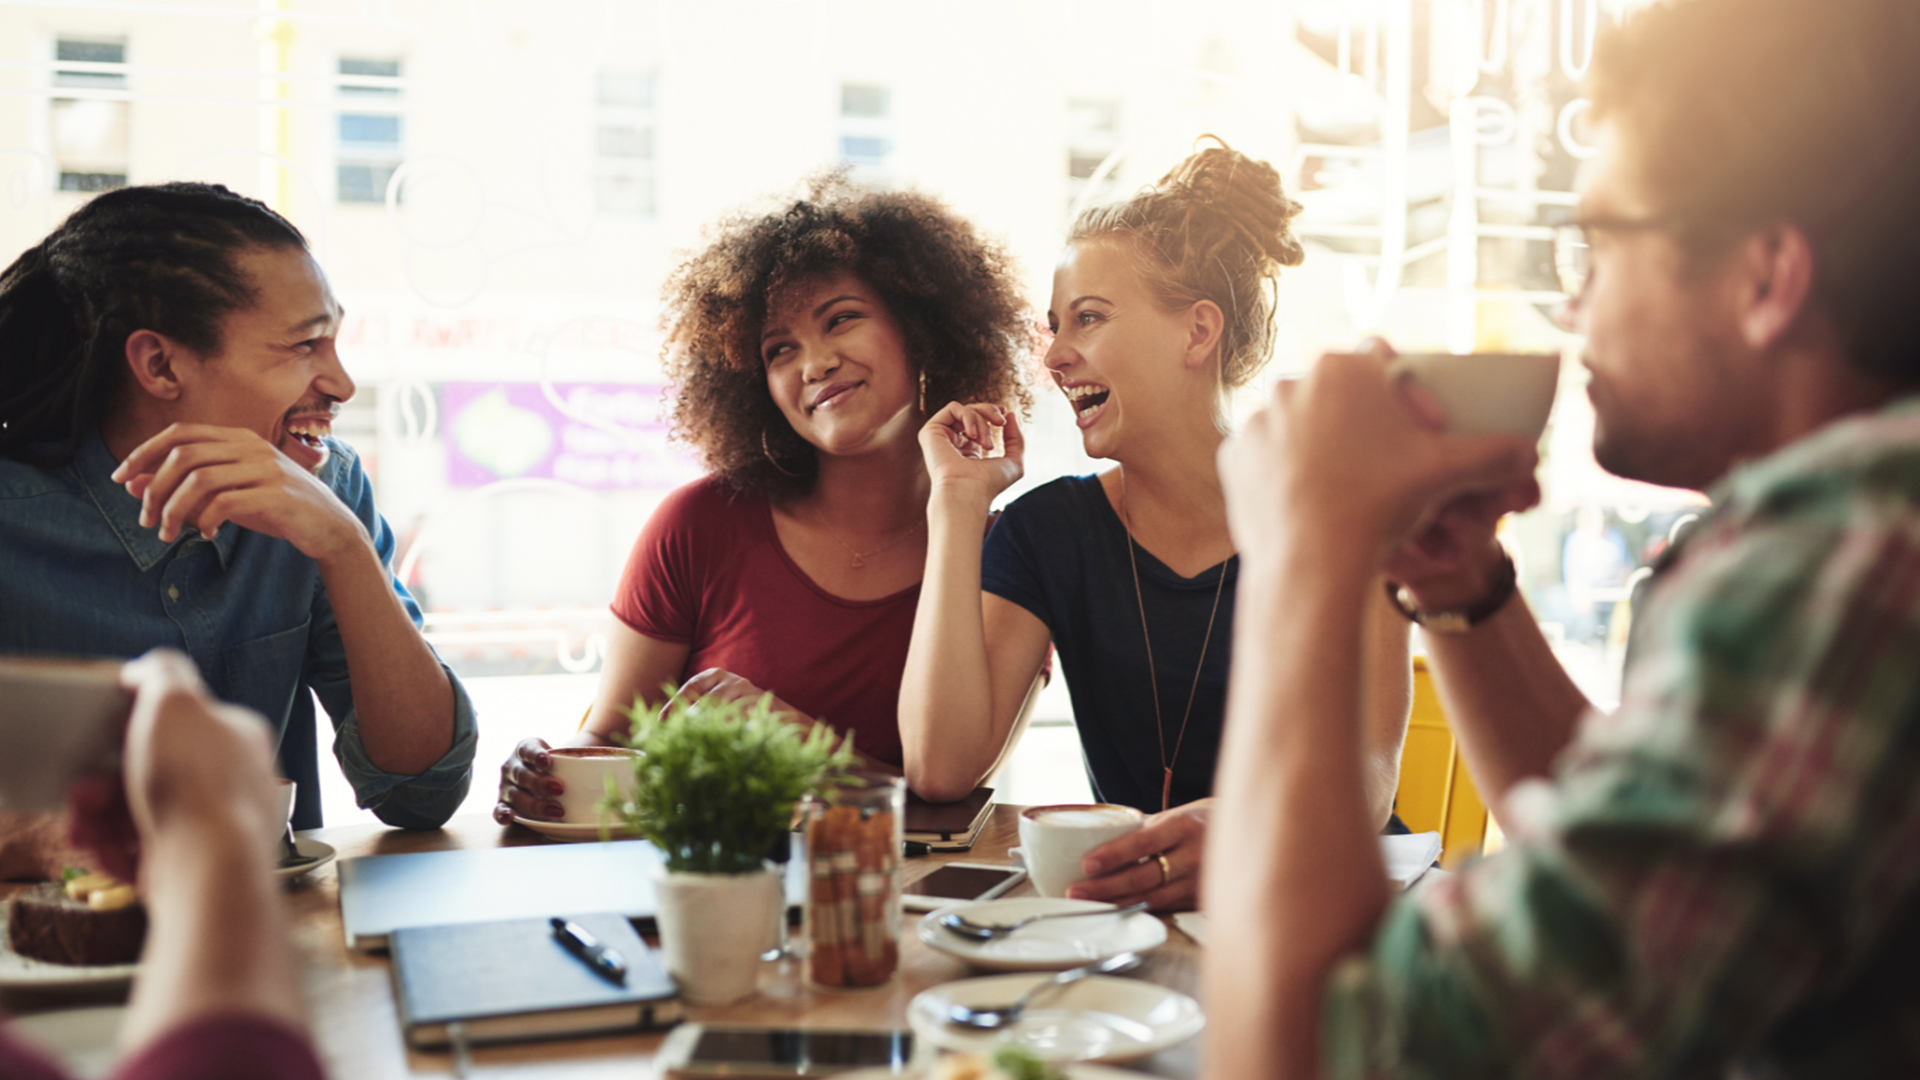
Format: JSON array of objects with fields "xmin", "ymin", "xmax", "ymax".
[{"xmin": 661, "ymin": 173, "xmax": 1034, "ymax": 497}]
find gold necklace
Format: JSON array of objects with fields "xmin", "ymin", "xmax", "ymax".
[
  {"xmin": 812, "ymin": 506, "xmax": 923, "ymax": 569},
  {"xmin": 1118, "ymin": 465, "xmax": 1231, "ymax": 813}
]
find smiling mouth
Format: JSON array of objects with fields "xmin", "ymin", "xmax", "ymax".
[
  {"xmin": 810, "ymin": 382, "xmax": 862, "ymax": 413},
  {"xmin": 283, "ymin": 413, "xmax": 335, "ymax": 471},
  {"xmin": 1064, "ymin": 383, "xmax": 1111, "ymax": 417}
]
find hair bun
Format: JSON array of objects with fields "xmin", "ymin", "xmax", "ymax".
[
  {"xmin": 1067, "ymin": 136, "xmax": 1306, "ymax": 391},
  {"xmin": 1162, "ymin": 137, "xmax": 1306, "ymax": 270}
]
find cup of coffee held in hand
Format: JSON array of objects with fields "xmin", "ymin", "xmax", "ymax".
[
  {"xmin": 1017, "ymin": 803, "xmax": 1146, "ymax": 898},
  {"xmin": 1387, "ymin": 352, "xmax": 1560, "ymax": 440},
  {"xmin": 546, "ymin": 746, "xmax": 642, "ymax": 825},
  {"xmin": 0, "ymin": 656, "xmax": 132, "ymax": 812}
]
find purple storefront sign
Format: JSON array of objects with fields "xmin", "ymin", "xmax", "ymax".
[{"xmin": 440, "ymin": 382, "xmax": 702, "ymax": 490}]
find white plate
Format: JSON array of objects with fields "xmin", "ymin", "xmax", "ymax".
[
  {"xmin": 910, "ymin": 974, "xmax": 1204, "ymax": 1064},
  {"xmin": 0, "ymin": 903, "xmax": 139, "ymax": 990},
  {"xmin": 275, "ymin": 837, "xmax": 336, "ymax": 880},
  {"xmin": 919, "ymin": 899, "xmax": 1167, "ymax": 972},
  {"xmin": 510, "ymin": 813, "xmax": 645, "ymax": 843},
  {"xmin": 8, "ymin": 1005, "xmax": 124, "ymax": 1079}
]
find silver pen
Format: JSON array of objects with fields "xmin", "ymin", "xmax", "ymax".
[{"xmin": 549, "ymin": 917, "xmax": 627, "ymax": 985}]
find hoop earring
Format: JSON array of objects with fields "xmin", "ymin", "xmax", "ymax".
[
  {"xmin": 761, "ymin": 427, "xmax": 809, "ymax": 478},
  {"xmin": 918, "ymin": 369, "xmax": 928, "ymax": 415}
]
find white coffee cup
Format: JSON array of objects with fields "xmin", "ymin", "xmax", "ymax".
[
  {"xmin": 547, "ymin": 746, "xmax": 642, "ymax": 825},
  {"xmin": 1017, "ymin": 803, "xmax": 1146, "ymax": 898},
  {"xmin": 0, "ymin": 656, "xmax": 131, "ymax": 812},
  {"xmin": 1387, "ymin": 352, "xmax": 1560, "ymax": 440}
]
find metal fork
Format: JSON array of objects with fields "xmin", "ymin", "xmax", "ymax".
[{"xmin": 944, "ymin": 952, "xmax": 1143, "ymax": 1030}]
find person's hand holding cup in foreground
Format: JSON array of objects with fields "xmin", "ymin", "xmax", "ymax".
[
  {"xmin": 63, "ymin": 650, "xmax": 311, "ymax": 1058},
  {"xmin": 1218, "ymin": 341, "xmax": 1543, "ymax": 576}
]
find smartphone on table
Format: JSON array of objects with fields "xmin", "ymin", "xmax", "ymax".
[
  {"xmin": 901, "ymin": 863, "xmax": 1026, "ymax": 912},
  {"xmin": 658, "ymin": 1023, "xmax": 919, "ymax": 1078}
]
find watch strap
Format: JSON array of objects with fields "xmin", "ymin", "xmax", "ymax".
[{"xmin": 1385, "ymin": 546, "xmax": 1517, "ymax": 634}]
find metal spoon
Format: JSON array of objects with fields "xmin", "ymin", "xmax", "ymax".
[
  {"xmin": 939, "ymin": 900, "xmax": 1150, "ymax": 943},
  {"xmin": 279, "ymin": 823, "xmax": 319, "ymax": 870},
  {"xmin": 944, "ymin": 952, "xmax": 1143, "ymax": 1030}
]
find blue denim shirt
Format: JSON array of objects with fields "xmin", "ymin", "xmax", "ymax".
[{"xmin": 0, "ymin": 431, "xmax": 477, "ymax": 829}]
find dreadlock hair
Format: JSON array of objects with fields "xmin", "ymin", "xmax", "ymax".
[
  {"xmin": 0, "ymin": 182, "xmax": 308, "ymax": 468},
  {"xmin": 1069, "ymin": 137, "xmax": 1305, "ymax": 396}
]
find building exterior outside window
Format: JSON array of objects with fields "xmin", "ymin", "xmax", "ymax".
[
  {"xmin": 1065, "ymin": 96, "xmax": 1121, "ymax": 217},
  {"xmin": 838, "ymin": 82, "xmax": 892, "ymax": 176},
  {"xmin": 51, "ymin": 38, "xmax": 129, "ymax": 193},
  {"xmin": 595, "ymin": 68, "xmax": 656, "ymax": 216},
  {"xmin": 336, "ymin": 57, "xmax": 403, "ymax": 204}
]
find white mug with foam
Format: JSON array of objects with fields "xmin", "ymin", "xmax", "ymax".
[
  {"xmin": 546, "ymin": 746, "xmax": 642, "ymax": 824},
  {"xmin": 1016, "ymin": 803, "xmax": 1146, "ymax": 898}
]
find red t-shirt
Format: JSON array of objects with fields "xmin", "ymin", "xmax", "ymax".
[{"xmin": 610, "ymin": 476, "xmax": 915, "ymax": 767}]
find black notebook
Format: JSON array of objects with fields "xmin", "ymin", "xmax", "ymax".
[
  {"xmin": 904, "ymin": 786, "xmax": 995, "ymax": 851},
  {"xmin": 390, "ymin": 913, "xmax": 681, "ymax": 1048}
]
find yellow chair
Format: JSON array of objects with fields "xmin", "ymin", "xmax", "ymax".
[{"xmin": 1393, "ymin": 656, "xmax": 1503, "ymax": 868}]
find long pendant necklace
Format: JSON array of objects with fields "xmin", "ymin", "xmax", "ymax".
[
  {"xmin": 1118, "ymin": 465, "xmax": 1231, "ymax": 813},
  {"xmin": 813, "ymin": 506, "xmax": 922, "ymax": 569}
]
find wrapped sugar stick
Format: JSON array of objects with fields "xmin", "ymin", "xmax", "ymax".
[
  {"xmin": 855, "ymin": 809, "xmax": 896, "ymax": 981},
  {"xmin": 828, "ymin": 805, "xmax": 865, "ymax": 986},
  {"xmin": 806, "ymin": 807, "xmax": 845, "ymax": 987}
]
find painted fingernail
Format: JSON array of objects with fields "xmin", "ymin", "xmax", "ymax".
[
  {"xmin": 545, "ymin": 779, "xmax": 564, "ymax": 795},
  {"xmin": 544, "ymin": 802, "xmax": 565, "ymax": 818}
]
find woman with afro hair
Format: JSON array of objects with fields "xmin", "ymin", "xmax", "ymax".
[{"xmin": 496, "ymin": 175, "xmax": 1033, "ymax": 823}]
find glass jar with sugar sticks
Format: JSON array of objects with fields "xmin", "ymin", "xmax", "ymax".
[{"xmin": 800, "ymin": 774, "xmax": 904, "ymax": 988}]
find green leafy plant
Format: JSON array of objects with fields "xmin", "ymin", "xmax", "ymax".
[{"xmin": 601, "ymin": 690, "xmax": 856, "ymax": 875}]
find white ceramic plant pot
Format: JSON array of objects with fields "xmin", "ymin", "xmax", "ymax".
[{"xmin": 650, "ymin": 862, "xmax": 782, "ymax": 1005}]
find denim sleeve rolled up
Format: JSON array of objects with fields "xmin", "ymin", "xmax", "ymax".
[{"xmin": 0, "ymin": 432, "xmax": 476, "ymax": 829}]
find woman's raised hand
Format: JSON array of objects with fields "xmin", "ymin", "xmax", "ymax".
[{"xmin": 919, "ymin": 402, "xmax": 1023, "ymax": 504}]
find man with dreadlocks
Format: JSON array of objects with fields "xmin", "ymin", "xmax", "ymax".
[{"xmin": 0, "ymin": 183, "xmax": 476, "ymax": 872}]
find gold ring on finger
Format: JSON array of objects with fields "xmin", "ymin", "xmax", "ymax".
[{"xmin": 1156, "ymin": 853, "xmax": 1173, "ymax": 886}]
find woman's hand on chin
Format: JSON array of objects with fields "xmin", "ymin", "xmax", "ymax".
[
  {"xmin": 920, "ymin": 402, "xmax": 1024, "ymax": 506},
  {"xmin": 1068, "ymin": 798, "xmax": 1211, "ymax": 912}
]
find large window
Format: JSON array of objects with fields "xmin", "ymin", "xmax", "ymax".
[{"xmin": 0, "ymin": 0, "xmax": 1677, "ymax": 824}]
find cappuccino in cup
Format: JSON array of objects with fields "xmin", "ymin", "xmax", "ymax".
[
  {"xmin": 1017, "ymin": 803, "xmax": 1145, "ymax": 898},
  {"xmin": 546, "ymin": 746, "xmax": 641, "ymax": 825}
]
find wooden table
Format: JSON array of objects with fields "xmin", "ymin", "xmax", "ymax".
[{"xmin": 9, "ymin": 806, "xmax": 1202, "ymax": 1078}]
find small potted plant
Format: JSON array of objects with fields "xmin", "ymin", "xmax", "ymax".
[{"xmin": 602, "ymin": 690, "xmax": 854, "ymax": 1005}]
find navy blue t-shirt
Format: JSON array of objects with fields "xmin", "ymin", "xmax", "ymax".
[{"xmin": 982, "ymin": 475, "xmax": 1236, "ymax": 813}]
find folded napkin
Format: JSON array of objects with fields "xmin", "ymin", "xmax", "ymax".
[{"xmin": 1382, "ymin": 831, "xmax": 1444, "ymax": 887}]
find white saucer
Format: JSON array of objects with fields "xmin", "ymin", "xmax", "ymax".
[
  {"xmin": 276, "ymin": 837, "xmax": 336, "ymax": 880},
  {"xmin": 510, "ymin": 813, "xmax": 645, "ymax": 843},
  {"xmin": 919, "ymin": 899, "xmax": 1167, "ymax": 972},
  {"xmin": 909, "ymin": 973, "xmax": 1204, "ymax": 1064},
  {"xmin": 0, "ymin": 905, "xmax": 139, "ymax": 990},
  {"xmin": 837, "ymin": 1064, "xmax": 1153, "ymax": 1080}
]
